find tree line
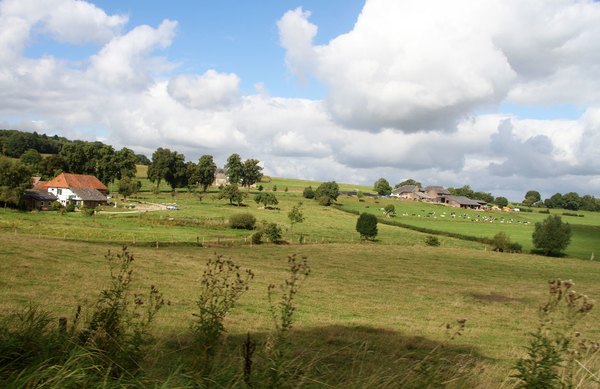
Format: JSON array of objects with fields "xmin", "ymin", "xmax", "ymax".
[
  {"xmin": 146, "ymin": 150, "xmax": 263, "ymax": 193},
  {"xmin": 523, "ymin": 190, "xmax": 600, "ymax": 212}
]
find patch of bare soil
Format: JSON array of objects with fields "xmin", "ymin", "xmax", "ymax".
[{"xmin": 471, "ymin": 294, "xmax": 524, "ymax": 303}]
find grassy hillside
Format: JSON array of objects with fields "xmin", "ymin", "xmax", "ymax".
[{"xmin": 2, "ymin": 170, "xmax": 600, "ymax": 387}]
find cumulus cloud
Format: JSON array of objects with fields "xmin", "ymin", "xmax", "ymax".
[
  {"xmin": 167, "ymin": 70, "xmax": 241, "ymax": 110},
  {"xmin": 1, "ymin": 0, "xmax": 600, "ymax": 200},
  {"xmin": 278, "ymin": 0, "xmax": 600, "ymax": 132}
]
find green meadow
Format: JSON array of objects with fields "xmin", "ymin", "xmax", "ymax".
[{"xmin": 1, "ymin": 172, "xmax": 600, "ymax": 387}]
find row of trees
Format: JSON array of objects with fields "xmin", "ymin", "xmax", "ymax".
[
  {"xmin": 147, "ymin": 149, "xmax": 264, "ymax": 192},
  {"xmin": 522, "ymin": 190, "xmax": 600, "ymax": 212}
]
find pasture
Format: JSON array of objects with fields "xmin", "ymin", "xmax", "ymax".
[{"xmin": 2, "ymin": 172, "xmax": 600, "ymax": 387}]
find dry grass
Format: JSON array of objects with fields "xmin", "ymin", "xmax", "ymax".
[{"xmin": 2, "ymin": 233, "xmax": 600, "ymax": 386}]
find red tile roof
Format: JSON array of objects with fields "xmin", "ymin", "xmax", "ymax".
[{"xmin": 45, "ymin": 173, "xmax": 108, "ymax": 191}]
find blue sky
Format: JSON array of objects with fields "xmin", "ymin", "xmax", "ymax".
[{"xmin": 2, "ymin": 0, "xmax": 600, "ymax": 201}]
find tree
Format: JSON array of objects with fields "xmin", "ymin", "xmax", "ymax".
[
  {"xmin": 198, "ymin": 155, "xmax": 216, "ymax": 192},
  {"xmin": 356, "ymin": 212, "xmax": 378, "ymax": 240},
  {"xmin": 148, "ymin": 148, "xmax": 172, "ymax": 190},
  {"xmin": 395, "ymin": 179, "xmax": 421, "ymax": 188},
  {"xmin": 264, "ymin": 223, "xmax": 282, "ymax": 242},
  {"xmin": 225, "ymin": 153, "xmax": 243, "ymax": 185},
  {"xmin": 580, "ymin": 195, "xmax": 600, "ymax": 212},
  {"xmin": 495, "ymin": 197, "xmax": 509, "ymax": 208},
  {"xmin": 532, "ymin": 215, "xmax": 572, "ymax": 256},
  {"xmin": 315, "ymin": 181, "xmax": 339, "ymax": 206},
  {"xmin": 384, "ymin": 204, "xmax": 395, "ymax": 218},
  {"xmin": 545, "ymin": 193, "xmax": 563, "ymax": 209},
  {"xmin": 185, "ymin": 161, "xmax": 200, "ymax": 192},
  {"xmin": 20, "ymin": 149, "xmax": 42, "ymax": 168},
  {"xmin": 254, "ymin": 192, "xmax": 278, "ymax": 208},
  {"xmin": 473, "ymin": 191, "xmax": 494, "ymax": 203},
  {"xmin": 449, "ymin": 185, "xmax": 475, "ymax": 199},
  {"xmin": 524, "ymin": 190, "xmax": 541, "ymax": 204},
  {"xmin": 561, "ymin": 192, "xmax": 581, "ymax": 211},
  {"xmin": 288, "ymin": 202, "xmax": 305, "ymax": 240},
  {"xmin": 241, "ymin": 159, "xmax": 263, "ymax": 191},
  {"xmin": 374, "ymin": 178, "xmax": 392, "ymax": 196},
  {"xmin": 218, "ymin": 184, "xmax": 245, "ymax": 205},
  {"xmin": 0, "ymin": 157, "xmax": 32, "ymax": 208},
  {"xmin": 135, "ymin": 154, "xmax": 151, "ymax": 165},
  {"xmin": 118, "ymin": 176, "xmax": 140, "ymax": 200},
  {"xmin": 38, "ymin": 154, "xmax": 65, "ymax": 180},
  {"xmin": 357, "ymin": 191, "xmax": 365, "ymax": 201},
  {"xmin": 114, "ymin": 148, "xmax": 137, "ymax": 181},
  {"xmin": 303, "ymin": 186, "xmax": 315, "ymax": 199}
]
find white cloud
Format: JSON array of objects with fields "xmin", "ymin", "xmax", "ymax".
[
  {"xmin": 278, "ymin": 0, "xmax": 600, "ymax": 132},
  {"xmin": 167, "ymin": 70, "xmax": 241, "ymax": 110},
  {"xmin": 1, "ymin": 0, "xmax": 600, "ymax": 201}
]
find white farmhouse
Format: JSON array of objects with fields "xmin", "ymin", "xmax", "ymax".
[{"xmin": 36, "ymin": 173, "xmax": 108, "ymax": 208}]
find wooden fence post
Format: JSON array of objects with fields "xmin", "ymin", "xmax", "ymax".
[{"xmin": 133, "ymin": 235, "xmax": 135, "ymax": 244}]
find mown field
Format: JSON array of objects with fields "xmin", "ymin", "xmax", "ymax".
[{"xmin": 2, "ymin": 170, "xmax": 600, "ymax": 387}]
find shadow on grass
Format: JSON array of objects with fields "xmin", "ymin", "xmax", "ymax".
[{"xmin": 161, "ymin": 324, "xmax": 490, "ymax": 388}]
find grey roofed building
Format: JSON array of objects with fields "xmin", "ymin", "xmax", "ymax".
[
  {"xmin": 70, "ymin": 188, "xmax": 108, "ymax": 208},
  {"xmin": 20, "ymin": 189, "xmax": 58, "ymax": 211},
  {"xmin": 445, "ymin": 195, "xmax": 485, "ymax": 209},
  {"xmin": 391, "ymin": 185, "xmax": 418, "ymax": 195},
  {"xmin": 423, "ymin": 185, "xmax": 452, "ymax": 195}
]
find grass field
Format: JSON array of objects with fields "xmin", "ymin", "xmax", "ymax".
[{"xmin": 2, "ymin": 170, "xmax": 600, "ymax": 387}]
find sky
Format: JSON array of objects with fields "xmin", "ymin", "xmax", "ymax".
[{"xmin": 1, "ymin": 0, "xmax": 600, "ymax": 202}]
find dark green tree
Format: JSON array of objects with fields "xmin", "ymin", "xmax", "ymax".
[
  {"xmin": 218, "ymin": 184, "xmax": 244, "ymax": 205},
  {"xmin": 473, "ymin": 191, "xmax": 494, "ymax": 203},
  {"xmin": 185, "ymin": 161, "xmax": 200, "ymax": 192},
  {"xmin": 198, "ymin": 155, "xmax": 216, "ymax": 192},
  {"xmin": 524, "ymin": 190, "xmax": 541, "ymax": 203},
  {"xmin": 38, "ymin": 154, "xmax": 65, "ymax": 180},
  {"xmin": 118, "ymin": 176, "xmax": 139, "ymax": 200},
  {"xmin": 580, "ymin": 195, "xmax": 600, "ymax": 212},
  {"xmin": 20, "ymin": 149, "xmax": 42, "ymax": 168},
  {"xmin": 315, "ymin": 181, "xmax": 339, "ymax": 206},
  {"xmin": 148, "ymin": 148, "xmax": 178, "ymax": 190},
  {"xmin": 374, "ymin": 178, "xmax": 392, "ymax": 196},
  {"xmin": 356, "ymin": 212, "xmax": 378, "ymax": 240},
  {"xmin": 241, "ymin": 159, "xmax": 263, "ymax": 191},
  {"xmin": 545, "ymin": 193, "xmax": 563, "ymax": 209},
  {"xmin": 135, "ymin": 154, "xmax": 151, "ymax": 165},
  {"xmin": 0, "ymin": 157, "xmax": 32, "ymax": 208},
  {"xmin": 532, "ymin": 215, "xmax": 573, "ymax": 256},
  {"xmin": 225, "ymin": 153, "xmax": 243, "ymax": 185},
  {"xmin": 449, "ymin": 185, "xmax": 475, "ymax": 199},
  {"xmin": 163, "ymin": 152, "xmax": 187, "ymax": 190},
  {"xmin": 254, "ymin": 192, "xmax": 278, "ymax": 208},
  {"xmin": 495, "ymin": 197, "xmax": 509, "ymax": 208},
  {"xmin": 114, "ymin": 148, "xmax": 137, "ymax": 181},
  {"xmin": 395, "ymin": 178, "xmax": 422, "ymax": 188},
  {"xmin": 303, "ymin": 186, "xmax": 315, "ymax": 199},
  {"xmin": 561, "ymin": 192, "xmax": 581, "ymax": 211}
]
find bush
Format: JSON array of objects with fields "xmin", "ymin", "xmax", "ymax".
[
  {"xmin": 80, "ymin": 205, "xmax": 95, "ymax": 217},
  {"xmin": 492, "ymin": 231, "xmax": 512, "ymax": 252},
  {"xmin": 539, "ymin": 209, "xmax": 550, "ymax": 214},
  {"xmin": 65, "ymin": 203, "xmax": 75, "ymax": 212},
  {"xmin": 303, "ymin": 186, "xmax": 315, "ymax": 199},
  {"xmin": 315, "ymin": 182, "xmax": 339, "ymax": 205},
  {"xmin": 272, "ymin": 185, "xmax": 277, "ymax": 192},
  {"xmin": 532, "ymin": 215, "xmax": 573, "ymax": 256},
  {"xmin": 51, "ymin": 201, "xmax": 61, "ymax": 211},
  {"xmin": 356, "ymin": 212, "xmax": 378, "ymax": 240},
  {"xmin": 425, "ymin": 235, "xmax": 440, "ymax": 246},
  {"xmin": 317, "ymin": 195, "xmax": 330, "ymax": 206},
  {"xmin": 251, "ymin": 231, "xmax": 262, "ymax": 245},
  {"xmin": 509, "ymin": 242, "xmax": 523, "ymax": 253},
  {"xmin": 264, "ymin": 223, "xmax": 282, "ymax": 242},
  {"xmin": 229, "ymin": 213, "xmax": 256, "ymax": 230}
]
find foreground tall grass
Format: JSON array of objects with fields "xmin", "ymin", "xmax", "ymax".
[{"xmin": 2, "ymin": 234, "xmax": 600, "ymax": 388}]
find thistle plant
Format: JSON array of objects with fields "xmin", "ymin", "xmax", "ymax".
[
  {"xmin": 265, "ymin": 254, "xmax": 310, "ymax": 388},
  {"xmin": 85, "ymin": 246, "xmax": 168, "ymax": 375},
  {"xmin": 190, "ymin": 253, "xmax": 254, "ymax": 358},
  {"xmin": 512, "ymin": 279, "xmax": 595, "ymax": 389}
]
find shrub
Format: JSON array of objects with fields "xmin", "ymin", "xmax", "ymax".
[
  {"xmin": 272, "ymin": 185, "xmax": 277, "ymax": 192},
  {"xmin": 317, "ymin": 195, "xmax": 330, "ymax": 206},
  {"xmin": 509, "ymin": 242, "xmax": 523, "ymax": 253},
  {"xmin": 264, "ymin": 223, "xmax": 282, "ymax": 242},
  {"xmin": 251, "ymin": 231, "xmax": 262, "ymax": 245},
  {"xmin": 425, "ymin": 235, "xmax": 440, "ymax": 246},
  {"xmin": 303, "ymin": 186, "xmax": 315, "ymax": 199},
  {"xmin": 229, "ymin": 213, "xmax": 256, "ymax": 230},
  {"xmin": 191, "ymin": 254, "xmax": 253, "ymax": 361},
  {"xmin": 80, "ymin": 205, "xmax": 95, "ymax": 217},
  {"xmin": 315, "ymin": 181, "xmax": 339, "ymax": 205},
  {"xmin": 258, "ymin": 185, "xmax": 263, "ymax": 191},
  {"xmin": 85, "ymin": 246, "xmax": 167, "ymax": 375},
  {"xmin": 51, "ymin": 201, "xmax": 61, "ymax": 211},
  {"xmin": 532, "ymin": 215, "xmax": 573, "ymax": 256},
  {"xmin": 356, "ymin": 212, "xmax": 378, "ymax": 240},
  {"xmin": 492, "ymin": 231, "xmax": 512, "ymax": 252},
  {"xmin": 284, "ymin": 186, "xmax": 288, "ymax": 192},
  {"xmin": 65, "ymin": 203, "xmax": 75, "ymax": 212}
]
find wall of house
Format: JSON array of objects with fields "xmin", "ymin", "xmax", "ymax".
[{"xmin": 48, "ymin": 187, "xmax": 78, "ymax": 206}]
